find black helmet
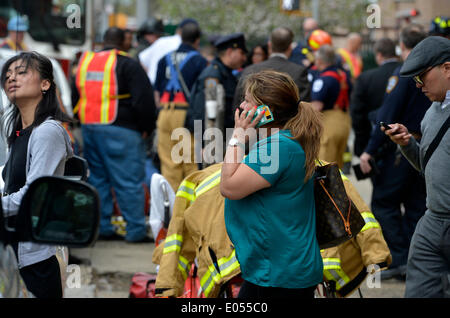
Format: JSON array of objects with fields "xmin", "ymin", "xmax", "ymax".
[
  {"xmin": 429, "ymin": 16, "xmax": 450, "ymax": 37},
  {"xmin": 138, "ymin": 18, "xmax": 164, "ymax": 38}
]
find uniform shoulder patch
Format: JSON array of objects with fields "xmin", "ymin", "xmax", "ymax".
[
  {"xmin": 312, "ymin": 79, "xmax": 324, "ymax": 93},
  {"xmin": 205, "ymin": 77, "xmax": 219, "ymax": 89},
  {"xmin": 386, "ymin": 76, "xmax": 398, "ymax": 93}
]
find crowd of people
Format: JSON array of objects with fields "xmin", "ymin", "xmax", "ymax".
[{"xmin": 0, "ymin": 12, "xmax": 449, "ymax": 299}]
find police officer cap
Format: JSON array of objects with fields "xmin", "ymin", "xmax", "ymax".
[
  {"xmin": 214, "ymin": 33, "xmax": 248, "ymax": 53},
  {"xmin": 400, "ymin": 36, "xmax": 450, "ymax": 77},
  {"xmin": 7, "ymin": 16, "xmax": 28, "ymax": 32}
]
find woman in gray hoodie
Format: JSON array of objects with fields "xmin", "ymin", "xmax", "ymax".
[{"xmin": 1, "ymin": 51, "xmax": 73, "ymax": 298}]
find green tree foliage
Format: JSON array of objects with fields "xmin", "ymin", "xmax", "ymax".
[{"xmin": 155, "ymin": 0, "xmax": 369, "ymax": 45}]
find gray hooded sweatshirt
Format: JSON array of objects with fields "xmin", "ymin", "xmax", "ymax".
[{"xmin": 2, "ymin": 119, "xmax": 73, "ymax": 268}]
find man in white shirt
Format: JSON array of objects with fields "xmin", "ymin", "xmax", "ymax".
[{"xmin": 139, "ymin": 18, "xmax": 198, "ymax": 86}]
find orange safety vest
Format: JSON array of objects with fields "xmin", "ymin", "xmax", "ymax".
[
  {"xmin": 321, "ymin": 69, "xmax": 350, "ymax": 111},
  {"xmin": 337, "ymin": 48, "xmax": 362, "ymax": 79},
  {"xmin": 75, "ymin": 49, "xmax": 130, "ymax": 124}
]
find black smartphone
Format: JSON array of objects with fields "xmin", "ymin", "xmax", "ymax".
[
  {"xmin": 352, "ymin": 158, "xmax": 380, "ymax": 180},
  {"xmin": 379, "ymin": 122, "xmax": 391, "ymax": 130}
]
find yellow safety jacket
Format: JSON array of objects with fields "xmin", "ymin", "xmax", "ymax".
[{"xmin": 153, "ymin": 163, "xmax": 391, "ymax": 298}]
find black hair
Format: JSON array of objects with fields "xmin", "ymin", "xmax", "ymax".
[
  {"xmin": 0, "ymin": 51, "xmax": 72, "ymax": 146},
  {"xmin": 374, "ymin": 38, "xmax": 397, "ymax": 58},
  {"xmin": 400, "ymin": 24, "xmax": 427, "ymax": 50},
  {"xmin": 181, "ymin": 22, "xmax": 202, "ymax": 45},
  {"xmin": 103, "ymin": 27, "xmax": 125, "ymax": 48}
]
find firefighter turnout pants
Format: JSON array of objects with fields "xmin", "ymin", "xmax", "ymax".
[
  {"xmin": 157, "ymin": 105, "xmax": 198, "ymax": 192},
  {"xmin": 319, "ymin": 109, "xmax": 351, "ymax": 169}
]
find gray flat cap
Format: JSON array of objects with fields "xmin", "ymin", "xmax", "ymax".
[{"xmin": 400, "ymin": 36, "xmax": 450, "ymax": 77}]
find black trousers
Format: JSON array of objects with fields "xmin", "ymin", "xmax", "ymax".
[
  {"xmin": 371, "ymin": 152, "xmax": 427, "ymax": 268},
  {"xmin": 20, "ymin": 255, "xmax": 63, "ymax": 298},
  {"xmin": 238, "ymin": 280, "xmax": 316, "ymax": 299}
]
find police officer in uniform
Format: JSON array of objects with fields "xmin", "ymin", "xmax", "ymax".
[
  {"xmin": 350, "ymin": 37, "xmax": 401, "ymax": 157},
  {"xmin": 187, "ymin": 33, "xmax": 247, "ymax": 166},
  {"xmin": 311, "ymin": 45, "xmax": 352, "ymax": 169},
  {"xmin": 154, "ymin": 21, "xmax": 207, "ymax": 192},
  {"xmin": 359, "ymin": 25, "xmax": 430, "ymax": 279}
]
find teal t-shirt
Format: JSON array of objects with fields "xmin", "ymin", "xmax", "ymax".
[{"xmin": 224, "ymin": 130, "xmax": 323, "ymax": 288}]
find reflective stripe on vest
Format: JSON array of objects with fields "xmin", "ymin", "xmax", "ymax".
[
  {"xmin": 337, "ymin": 48, "xmax": 362, "ymax": 79},
  {"xmin": 200, "ymin": 250, "xmax": 240, "ymax": 297},
  {"xmin": 175, "ymin": 170, "xmax": 221, "ymax": 204},
  {"xmin": 360, "ymin": 211, "xmax": 380, "ymax": 232},
  {"xmin": 195, "ymin": 170, "xmax": 221, "ymax": 198},
  {"xmin": 178, "ymin": 255, "xmax": 190, "ymax": 281},
  {"xmin": 76, "ymin": 50, "xmax": 129, "ymax": 124},
  {"xmin": 163, "ymin": 234, "xmax": 183, "ymax": 254},
  {"xmin": 323, "ymin": 257, "xmax": 351, "ymax": 290},
  {"xmin": 176, "ymin": 180, "xmax": 196, "ymax": 203}
]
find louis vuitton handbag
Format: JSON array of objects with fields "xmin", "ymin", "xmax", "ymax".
[{"xmin": 314, "ymin": 161, "xmax": 365, "ymax": 249}]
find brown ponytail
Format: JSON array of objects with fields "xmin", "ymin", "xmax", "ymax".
[
  {"xmin": 244, "ymin": 70, "xmax": 323, "ymax": 183},
  {"xmin": 285, "ymin": 102, "xmax": 323, "ymax": 182}
]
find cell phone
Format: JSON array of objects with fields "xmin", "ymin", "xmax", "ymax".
[
  {"xmin": 249, "ymin": 105, "xmax": 275, "ymax": 128},
  {"xmin": 379, "ymin": 122, "xmax": 391, "ymax": 130},
  {"xmin": 352, "ymin": 158, "xmax": 380, "ymax": 180}
]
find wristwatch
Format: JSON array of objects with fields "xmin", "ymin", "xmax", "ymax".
[{"xmin": 228, "ymin": 137, "xmax": 245, "ymax": 150}]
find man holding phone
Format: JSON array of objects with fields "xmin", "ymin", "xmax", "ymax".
[{"xmin": 383, "ymin": 36, "xmax": 450, "ymax": 298}]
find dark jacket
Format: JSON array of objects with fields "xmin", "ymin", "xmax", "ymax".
[
  {"xmin": 233, "ymin": 55, "xmax": 311, "ymax": 107},
  {"xmin": 364, "ymin": 66, "xmax": 432, "ymax": 157},
  {"xmin": 350, "ymin": 60, "xmax": 401, "ymax": 156},
  {"xmin": 186, "ymin": 57, "xmax": 238, "ymax": 133}
]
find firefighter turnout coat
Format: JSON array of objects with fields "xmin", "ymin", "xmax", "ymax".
[{"xmin": 153, "ymin": 163, "xmax": 391, "ymax": 298}]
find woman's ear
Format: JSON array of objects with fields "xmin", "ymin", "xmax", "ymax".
[{"xmin": 40, "ymin": 79, "xmax": 51, "ymax": 92}]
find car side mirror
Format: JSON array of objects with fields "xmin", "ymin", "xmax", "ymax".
[
  {"xmin": 64, "ymin": 155, "xmax": 89, "ymax": 181},
  {"xmin": 16, "ymin": 176, "xmax": 99, "ymax": 247}
]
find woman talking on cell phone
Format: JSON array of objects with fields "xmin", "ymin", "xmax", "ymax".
[
  {"xmin": 1, "ymin": 51, "xmax": 73, "ymax": 298},
  {"xmin": 220, "ymin": 70, "xmax": 324, "ymax": 298}
]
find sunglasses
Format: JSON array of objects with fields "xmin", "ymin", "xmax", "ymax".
[{"xmin": 413, "ymin": 66, "xmax": 433, "ymax": 85}]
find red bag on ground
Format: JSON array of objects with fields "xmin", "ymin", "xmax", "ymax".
[{"xmin": 129, "ymin": 272, "xmax": 157, "ymax": 298}]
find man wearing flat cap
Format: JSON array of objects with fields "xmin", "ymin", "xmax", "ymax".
[
  {"xmin": 187, "ymin": 33, "xmax": 248, "ymax": 166},
  {"xmin": 383, "ymin": 36, "xmax": 450, "ymax": 298}
]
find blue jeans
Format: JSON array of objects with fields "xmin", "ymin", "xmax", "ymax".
[{"xmin": 82, "ymin": 124, "xmax": 147, "ymax": 241}]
